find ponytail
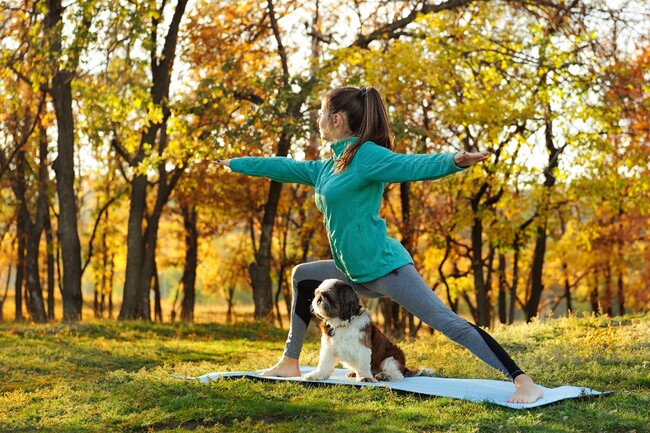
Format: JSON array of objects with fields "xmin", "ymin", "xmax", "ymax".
[{"xmin": 323, "ymin": 86, "xmax": 393, "ymax": 172}]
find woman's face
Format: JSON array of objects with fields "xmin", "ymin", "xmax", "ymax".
[
  {"xmin": 318, "ymin": 99, "xmax": 334, "ymax": 141},
  {"xmin": 318, "ymin": 99, "xmax": 351, "ymax": 142}
]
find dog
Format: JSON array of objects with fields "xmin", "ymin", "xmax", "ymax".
[{"xmin": 304, "ymin": 278, "xmax": 435, "ymax": 382}]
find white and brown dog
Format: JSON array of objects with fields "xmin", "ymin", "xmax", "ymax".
[{"xmin": 304, "ymin": 279, "xmax": 435, "ymax": 383}]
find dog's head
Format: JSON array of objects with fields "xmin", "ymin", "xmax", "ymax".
[{"xmin": 311, "ymin": 279, "xmax": 361, "ymax": 322}]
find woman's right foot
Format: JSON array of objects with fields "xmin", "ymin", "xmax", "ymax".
[
  {"xmin": 257, "ymin": 356, "xmax": 301, "ymax": 377},
  {"xmin": 507, "ymin": 374, "xmax": 544, "ymax": 404}
]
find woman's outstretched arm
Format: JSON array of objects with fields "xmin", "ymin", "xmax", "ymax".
[
  {"xmin": 215, "ymin": 157, "xmax": 322, "ymax": 186},
  {"xmin": 355, "ymin": 143, "xmax": 490, "ymax": 183}
]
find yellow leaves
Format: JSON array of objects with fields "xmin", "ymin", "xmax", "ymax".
[
  {"xmin": 29, "ymin": 70, "xmax": 48, "ymax": 93},
  {"xmin": 447, "ymin": 276, "xmax": 474, "ymax": 303},
  {"xmin": 122, "ymin": 134, "xmax": 140, "ymax": 155},
  {"xmin": 145, "ymin": 102, "xmax": 164, "ymax": 126}
]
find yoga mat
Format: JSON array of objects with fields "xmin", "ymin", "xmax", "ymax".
[{"xmin": 178, "ymin": 367, "xmax": 609, "ymax": 409}]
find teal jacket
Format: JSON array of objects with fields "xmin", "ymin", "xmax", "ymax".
[{"xmin": 230, "ymin": 137, "xmax": 465, "ymax": 282}]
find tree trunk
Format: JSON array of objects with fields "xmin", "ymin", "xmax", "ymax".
[
  {"xmin": 180, "ymin": 204, "xmax": 198, "ymax": 323},
  {"xmin": 44, "ymin": 0, "xmax": 85, "ymax": 323},
  {"xmin": 275, "ymin": 265, "xmax": 286, "ymax": 328},
  {"xmin": 616, "ymin": 270, "xmax": 625, "ymax": 316},
  {"xmin": 509, "ymin": 245, "xmax": 519, "ymax": 324},
  {"xmin": 119, "ymin": 174, "xmax": 148, "ymax": 319},
  {"xmin": 471, "ymin": 216, "xmax": 490, "ymax": 327},
  {"xmin": 15, "ymin": 210, "xmax": 25, "ymax": 323},
  {"xmin": 153, "ymin": 262, "xmax": 162, "ymax": 322},
  {"xmin": 590, "ymin": 270, "xmax": 600, "ymax": 314},
  {"xmin": 50, "ymin": 72, "xmax": 83, "ymax": 321},
  {"xmin": 226, "ymin": 285, "xmax": 235, "ymax": 323},
  {"xmin": 12, "ymin": 144, "xmax": 48, "ymax": 323},
  {"xmin": 498, "ymin": 252, "xmax": 507, "ymax": 324},
  {"xmin": 250, "ymin": 132, "xmax": 290, "ymax": 319},
  {"xmin": 602, "ymin": 267, "xmax": 613, "ymax": 317},
  {"xmin": 108, "ymin": 253, "xmax": 115, "ymax": 319},
  {"xmin": 381, "ymin": 298, "xmax": 403, "ymax": 338},
  {"xmin": 559, "ymin": 213, "xmax": 573, "ymax": 316},
  {"xmin": 562, "ymin": 260, "xmax": 573, "ymax": 315},
  {"xmin": 139, "ymin": 153, "xmax": 185, "ymax": 321},
  {"xmin": 0, "ymin": 265, "xmax": 11, "ymax": 322},
  {"xmin": 399, "ymin": 182, "xmax": 415, "ymax": 337},
  {"xmin": 250, "ymin": 180, "xmax": 285, "ymax": 320},
  {"xmin": 94, "ymin": 271, "xmax": 100, "ymax": 318},
  {"xmin": 440, "ymin": 238, "xmax": 459, "ymax": 314},
  {"xmin": 526, "ymin": 101, "xmax": 561, "ymax": 322},
  {"xmin": 24, "ymin": 225, "xmax": 47, "ymax": 323},
  {"xmin": 119, "ymin": 0, "xmax": 188, "ymax": 320},
  {"xmin": 26, "ymin": 124, "xmax": 54, "ymax": 323},
  {"xmin": 139, "ymin": 221, "xmax": 157, "ymax": 321},
  {"xmin": 526, "ymin": 223, "xmax": 547, "ymax": 321},
  {"xmin": 99, "ymin": 217, "xmax": 109, "ymax": 319},
  {"xmin": 616, "ymin": 206, "xmax": 625, "ymax": 316},
  {"xmin": 45, "ymin": 208, "xmax": 55, "ymax": 320}
]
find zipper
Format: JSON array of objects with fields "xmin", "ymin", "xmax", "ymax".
[{"xmin": 357, "ymin": 224, "xmax": 370, "ymax": 257}]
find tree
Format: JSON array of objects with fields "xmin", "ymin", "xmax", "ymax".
[
  {"xmin": 43, "ymin": 0, "xmax": 97, "ymax": 321},
  {"xmin": 0, "ymin": 78, "xmax": 49, "ymax": 322},
  {"xmin": 340, "ymin": 3, "xmax": 542, "ymax": 327},
  {"xmin": 184, "ymin": 0, "xmax": 487, "ymax": 320},
  {"xmin": 112, "ymin": 0, "xmax": 189, "ymax": 320}
]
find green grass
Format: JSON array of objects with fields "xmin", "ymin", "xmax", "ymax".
[{"xmin": 0, "ymin": 314, "xmax": 648, "ymax": 432}]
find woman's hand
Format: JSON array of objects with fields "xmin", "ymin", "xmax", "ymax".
[
  {"xmin": 454, "ymin": 151, "xmax": 490, "ymax": 168},
  {"xmin": 213, "ymin": 159, "xmax": 232, "ymax": 167}
]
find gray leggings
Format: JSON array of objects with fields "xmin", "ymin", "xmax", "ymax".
[{"xmin": 285, "ymin": 260, "xmax": 524, "ymax": 381}]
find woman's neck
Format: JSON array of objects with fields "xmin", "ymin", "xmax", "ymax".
[{"xmin": 330, "ymin": 136, "xmax": 357, "ymax": 158}]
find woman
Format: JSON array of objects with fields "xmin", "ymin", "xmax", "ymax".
[{"xmin": 216, "ymin": 86, "xmax": 543, "ymax": 404}]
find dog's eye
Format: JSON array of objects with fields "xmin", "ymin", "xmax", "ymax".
[{"xmin": 316, "ymin": 298, "xmax": 322, "ymax": 304}]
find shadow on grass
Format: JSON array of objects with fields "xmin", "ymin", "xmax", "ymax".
[
  {"xmin": 0, "ymin": 321, "xmax": 283, "ymax": 392},
  {"xmin": 0, "ymin": 320, "xmax": 288, "ymax": 342}
]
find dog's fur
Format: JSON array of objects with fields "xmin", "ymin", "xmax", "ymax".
[{"xmin": 304, "ymin": 279, "xmax": 435, "ymax": 382}]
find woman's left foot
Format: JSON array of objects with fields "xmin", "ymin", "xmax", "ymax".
[{"xmin": 507, "ymin": 374, "xmax": 544, "ymax": 404}]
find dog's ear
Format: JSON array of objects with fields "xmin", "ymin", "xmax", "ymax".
[{"xmin": 336, "ymin": 281, "xmax": 359, "ymax": 321}]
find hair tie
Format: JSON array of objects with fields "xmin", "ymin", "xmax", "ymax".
[{"xmin": 360, "ymin": 87, "xmax": 367, "ymax": 97}]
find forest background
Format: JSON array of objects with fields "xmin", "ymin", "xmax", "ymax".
[{"xmin": 0, "ymin": 0, "xmax": 649, "ymax": 335}]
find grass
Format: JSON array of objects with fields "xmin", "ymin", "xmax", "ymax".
[{"xmin": 0, "ymin": 313, "xmax": 648, "ymax": 433}]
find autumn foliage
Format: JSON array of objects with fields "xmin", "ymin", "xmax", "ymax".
[{"xmin": 0, "ymin": 0, "xmax": 648, "ymax": 330}]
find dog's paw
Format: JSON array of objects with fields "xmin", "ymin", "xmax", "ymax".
[
  {"xmin": 357, "ymin": 376, "xmax": 378, "ymax": 383},
  {"xmin": 304, "ymin": 372, "xmax": 328, "ymax": 381},
  {"xmin": 345, "ymin": 371, "xmax": 357, "ymax": 378},
  {"xmin": 374, "ymin": 372, "xmax": 400, "ymax": 381}
]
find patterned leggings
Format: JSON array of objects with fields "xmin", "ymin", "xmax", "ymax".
[{"xmin": 284, "ymin": 260, "xmax": 524, "ymax": 381}]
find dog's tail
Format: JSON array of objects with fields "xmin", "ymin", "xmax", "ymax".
[{"xmin": 403, "ymin": 367, "xmax": 436, "ymax": 377}]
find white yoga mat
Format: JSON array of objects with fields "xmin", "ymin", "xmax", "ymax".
[{"xmin": 183, "ymin": 366, "xmax": 608, "ymax": 409}]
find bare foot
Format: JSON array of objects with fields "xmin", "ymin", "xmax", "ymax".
[
  {"xmin": 507, "ymin": 374, "xmax": 544, "ymax": 404},
  {"xmin": 257, "ymin": 356, "xmax": 301, "ymax": 377}
]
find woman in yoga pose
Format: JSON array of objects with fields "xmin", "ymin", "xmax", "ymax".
[{"xmin": 215, "ymin": 86, "xmax": 543, "ymax": 404}]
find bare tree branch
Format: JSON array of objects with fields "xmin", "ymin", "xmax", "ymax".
[
  {"xmin": 352, "ymin": 0, "xmax": 476, "ymax": 48},
  {"xmin": 267, "ymin": 0, "xmax": 290, "ymax": 81},
  {"xmin": 0, "ymin": 95, "xmax": 46, "ymax": 180},
  {"xmin": 81, "ymin": 197, "xmax": 117, "ymax": 276}
]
